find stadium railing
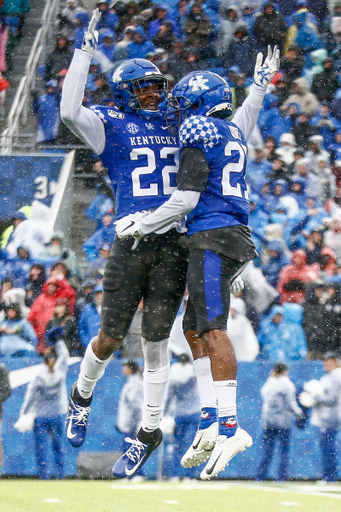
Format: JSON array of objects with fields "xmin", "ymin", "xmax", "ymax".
[{"xmin": 0, "ymin": 0, "xmax": 60, "ymax": 155}]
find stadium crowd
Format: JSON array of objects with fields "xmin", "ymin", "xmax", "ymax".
[{"xmin": 3, "ymin": 0, "xmax": 341, "ymax": 362}]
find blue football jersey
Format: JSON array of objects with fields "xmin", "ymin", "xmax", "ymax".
[
  {"xmin": 90, "ymin": 105, "xmax": 179, "ymax": 219},
  {"xmin": 179, "ymin": 115, "xmax": 250, "ymax": 236}
]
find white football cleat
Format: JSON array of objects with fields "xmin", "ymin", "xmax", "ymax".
[
  {"xmin": 181, "ymin": 422, "xmax": 218, "ymax": 468},
  {"xmin": 200, "ymin": 427, "xmax": 253, "ymax": 480}
]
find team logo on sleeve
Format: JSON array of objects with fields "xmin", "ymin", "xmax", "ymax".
[
  {"xmin": 108, "ymin": 109, "xmax": 125, "ymax": 120},
  {"xmin": 126, "ymin": 122, "xmax": 140, "ymax": 134},
  {"xmin": 229, "ymin": 126, "xmax": 241, "ymax": 140}
]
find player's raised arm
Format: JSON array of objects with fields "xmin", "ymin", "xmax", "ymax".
[
  {"xmin": 232, "ymin": 46, "xmax": 280, "ymax": 143},
  {"xmin": 60, "ymin": 9, "xmax": 106, "ymax": 155}
]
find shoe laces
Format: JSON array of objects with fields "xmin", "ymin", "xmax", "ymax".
[
  {"xmin": 124, "ymin": 437, "xmax": 147, "ymax": 463},
  {"xmin": 73, "ymin": 402, "xmax": 91, "ymax": 426}
]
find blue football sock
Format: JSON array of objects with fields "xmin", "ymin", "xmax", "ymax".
[
  {"xmin": 199, "ymin": 407, "xmax": 217, "ymax": 429},
  {"xmin": 218, "ymin": 415, "xmax": 238, "ymax": 437}
]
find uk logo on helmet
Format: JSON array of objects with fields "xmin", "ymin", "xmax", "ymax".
[{"xmin": 188, "ymin": 75, "xmax": 209, "ymax": 92}]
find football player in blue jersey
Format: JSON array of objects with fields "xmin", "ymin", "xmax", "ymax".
[
  {"xmin": 116, "ymin": 47, "xmax": 280, "ymax": 479},
  {"xmin": 61, "ymin": 10, "xmax": 188, "ymax": 478}
]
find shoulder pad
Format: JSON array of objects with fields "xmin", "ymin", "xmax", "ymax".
[{"xmin": 179, "ymin": 115, "xmax": 221, "ymax": 148}]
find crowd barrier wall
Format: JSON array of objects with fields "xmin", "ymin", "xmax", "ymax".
[{"xmin": 1, "ymin": 359, "xmax": 339, "ymax": 480}]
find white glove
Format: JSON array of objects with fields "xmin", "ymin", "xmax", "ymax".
[
  {"xmin": 115, "ymin": 211, "xmax": 149, "ymax": 250},
  {"xmin": 82, "ymin": 8, "xmax": 101, "ymax": 54},
  {"xmin": 303, "ymin": 379, "xmax": 323, "ymax": 398},
  {"xmin": 254, "ymin": 45, "xmax": 280, "ymax": 87},
  {"xmin": 14, "ymin": 413, "xmax": 35, "ymax": 433},
  {"xmin": 298, "ymin": 391, "xmax": 316, "ymax": 408},
  {"xmin": 231, "ymin": 275, "xmax": 244, "ymax": 294}
]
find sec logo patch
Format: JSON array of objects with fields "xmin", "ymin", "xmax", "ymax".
[{"xmin": 126, "ymin": 122, "xmax": 140, "ymax": 134}]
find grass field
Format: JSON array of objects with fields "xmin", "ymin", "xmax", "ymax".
[{"xmin": 1, "ymin": 480, "xmax": 341, "ymax": 512}]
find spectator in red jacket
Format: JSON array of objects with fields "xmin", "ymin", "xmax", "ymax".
[
  {"xmin": 27, "ymin": 276, "xmax": 76, "ymax": 354},
  {"xmin": 277, "ymin": 249, "xmax": 319, "ymax": 304}
]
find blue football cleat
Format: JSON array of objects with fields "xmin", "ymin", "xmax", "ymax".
[
  {"xmin": 113, "ymin": 428, "xmax": 163, "ymax": 478},
  {"xmin": 65, "ymin": 383, "xmax": 92, "ymax": 448}
]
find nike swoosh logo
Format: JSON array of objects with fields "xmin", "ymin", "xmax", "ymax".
[
  {"xmin": 66, "ymin": 417, "xmax": 77, "ymax": 439},
  {"xmin": 125, "ymin": 454, "xmax": 146, "ymax": 476},
  {"xmin": 192, "ymin": 434, "xmax": 203, "ymax": 450},
  {"xmin": 161, "ymin": 126, "xmax": 168, "ymax": 130},
  {"xmin": 205, "ymin": 452, "xmax": 222, "ymax": 476}
]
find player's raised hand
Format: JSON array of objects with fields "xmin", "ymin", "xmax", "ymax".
[
  {"xmin": 82, "ymin": 8, "xmax": 101, "ymax": 54},
  {"xmin": 254, "ymin": 45, "xmax": 280, "ymax": 87}
]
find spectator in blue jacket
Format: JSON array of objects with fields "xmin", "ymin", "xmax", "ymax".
[
  {"xmin": 310, "ymin": 103, "xmax": 339, "ymax": 149},
  {"xmin": 1, "ymin": 245, "xmax": 32, "ymax": 289},
  {"xmin": 97, "ymin": 29, "xmax": 116, "ymax": 62},
  {"xmin": 246, "ymin": 148, "xmax": 272, "ymax": 192},
  {"xmin": 258, "ymin": 303, "xmax": 308, "ymax": 363},
  {"xmin": 262, "ymin": 240, "xmax": 291, "ymax": 288},
  {"xmin": 96, "ymin": 0, "xmax": 118, "ymax": 37},
  {"xmin": 83, "ymin": 213, "xmax": 115, "ymax": 262},
  {"xmin": 73, "ymin": 11, "xmax": 90, "ymax": 50},
  {"xmin": 32, "ymin": 80, "xmax": 60, "ymax": 145},
  {"xmin": 78, "ymin": 284, "xmax": 102, "ymax": 349},
  {"xmin": 148, "ymin": 4, "xmax": 180, "ymax": 40},
  {"xmin": 127, "ymin": 25, "xmax": 155, "ymax": 59},
  {"xmin": 257, "ymin": 93, "xmax": 287, "ymax": 145},
  {"xmin": 0, "ymin": 303, "xmax": 38, "ymax": 357}
]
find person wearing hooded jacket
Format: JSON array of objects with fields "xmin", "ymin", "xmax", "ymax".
[
  {"xmin": 96, "ymin": 29, "xmax": 116, "ymax": 62},
  {"xmin": 286, "ymin": 10, "xmax": 322, "ymax": 60},
  {"xmin": 277, "ymin": 249, "xmax": 319, "ymax": 304},
  {"xmin": 227, "ymin": 296, "xmax": 259, "ymax": 362},
  {"xmin": 148, "ymin": 4, "xmax": 180, "ymax": 41},
  {"xmin": 183, "ymin": 2, "xmax": 212, "ymax": 49},
  {"xmin": 257, "ymin": 93, "xmax": 287, "ymax": 145},
  {"xmin": 45, "ymin": 34, "xmax": 73, "ymax": 82},
  {"xmin": 262, "ymin": 240, "xmax": 291, "ymax": 288},
  {"xmin": 28, "ymin": 276, "xmax": 76, "ymax": 354},
  {"xmin": 283, "ymin": 77, "xmax": 319, "ymax": 118},
  {"xmin": 0, "ymin": 303, "xmax": 38, "ymax": 357},
  {"xmin": 225, "ymin": 23, "xmax": 258, "ymax": 77},
  {"xmin": 253, "ymin": 1, "xmax": 287, "ymax": 52},
  {"xmin": 73, "ymin": 11, "xmax": 91, "ymax": 50},
  {"xmin": 32, "ymin": 79, "xmax": 60, "ymax": 145},
  {"xmin": 215, "ymin": 4, "xmax": 240, "ymax": 57},
  {"xmin": 311, "ymin": 57, "xmax": 340, "ymax": 104},
  {"xmin": 127, "ymin": 25, "xmax": 155, "ymax": 59},
  {"xmin": 246, "ymin": 148, "xmax": 272, "ymax": 191},
  {"xmin": 257, "ymin": 303, "xmax": 308, "ymax": 362}
]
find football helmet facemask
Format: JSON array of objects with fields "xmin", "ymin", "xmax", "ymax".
[
  {"xmin": 109, "ymin": 59, "xmax": 168, "ymax": 119},
  {"xmin": 165, "ymin": 71, "xmax": 233, "ymax": 132}
]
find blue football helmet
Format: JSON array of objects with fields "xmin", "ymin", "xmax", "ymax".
[
  {"xmin": 109, "ymin": 59, "xmax": 168, "ymax": 119},
  {"xmin": 166, "ymin": 71, "xmax": 233, "ymax": 131}
]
